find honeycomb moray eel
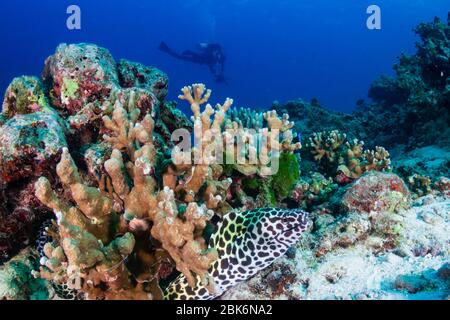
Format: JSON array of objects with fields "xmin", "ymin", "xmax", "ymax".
[
  {"xmin": 35, "ymin": 220, "xmax": 78, "ymax": 300},
  {"xmin": 164, "ymin": 207, "xmax": 309, "ymax": 300},
  {"xmin": 36, "ymin": 207, "xmax": 309, "ymax": 300}
]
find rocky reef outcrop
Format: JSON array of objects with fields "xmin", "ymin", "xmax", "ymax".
[
  {"xmin": 361, "ymin": 15, "xmax": 450, "ymax": 149},
  {"xmin": 273, "ymin": 14, "xmax": 450, "ymax": 152}
]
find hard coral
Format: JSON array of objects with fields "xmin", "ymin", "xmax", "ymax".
[
  {"xmin": 117, "ymin": 59, "xmax": 169, "ymax": 102},
  {"xmin": 305, "ymin": 130, "xmax": 391, "ymax": 183},
  {"xmin": 0, "ymin": 111, "xmax": 68, "ymax": 184},
  {"xmin": 33, "ymin": 83, "xmax": 232, "ymax": 299},
  {"xmin": 0, "ymin": 43, "xmax": 196, "ymax": 300},
  {"xmin": 43, "ymin": 43, "xmax": 119, "ymax": 116}
]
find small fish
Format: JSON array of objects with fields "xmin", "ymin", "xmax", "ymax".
[{"xmin": 164, "ymin": 207, "xmax": 309, "ymax": 300}]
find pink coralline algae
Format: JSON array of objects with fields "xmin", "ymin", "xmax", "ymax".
[{"xmin": 341, "ymin": 172, "xmax": 410, "ymax": 214}]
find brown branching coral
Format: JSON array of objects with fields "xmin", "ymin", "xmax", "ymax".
[
  {"xmin": 306, "ymin": 130, "xmax": 391, "ymax": 183},
  {"xmin": 34, "ymin": 85, "xmax": 225, "ymax": 299},
  {"xmin": 164, "ymin": 83, "xmax": 234, "ymax": 208},
  {"xmin": 151, "ymin": 187, "xmax": 218, "ymax": 289},
  {"xmin": 101, "ymin": 95, "xmax": 158, "ymax": 220},
  {"xmin": 308, "ymin": 130, "xmax": 347, "ymax": 163},
  {"xmin": 33, "ymin": 157, "xmax": 145, "ymax": 300},
  {"xmin": 30, "ymin": 80, "xmax": 305, "ymax": 299},
  {"xmin": 264, "ymin": 110, "xmax": 302, "ymax": 153}
]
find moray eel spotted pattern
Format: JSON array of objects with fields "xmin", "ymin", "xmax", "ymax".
[
  {"xmin": 36, "ymin": 208, "xmax": 308, "ymax": 300},
  {"xmin": 164, "ymin": 207, "xmax": 309, "ymax": 300},
  {"xmin": 36, "ymin": 220, "xmax": 78, "ymax": 300}
]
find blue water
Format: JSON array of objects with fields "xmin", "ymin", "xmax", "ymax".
[{"xmin": 0, "ymin": 1, "xmax": 448, "ymax": 112}]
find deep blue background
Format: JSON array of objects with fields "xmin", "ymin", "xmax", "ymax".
[{"xmin": 0, "ymin": 1, "xmax": 448, "ymax": 112}]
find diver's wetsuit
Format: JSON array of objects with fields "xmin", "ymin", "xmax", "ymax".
[{"xmin": 159, "ymin": 42, "xmax": 226, "ymax": 83}]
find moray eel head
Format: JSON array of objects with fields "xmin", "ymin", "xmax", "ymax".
[{"xmin": 164, "ymin": 208, "xmax": 309, "ymax": 300}]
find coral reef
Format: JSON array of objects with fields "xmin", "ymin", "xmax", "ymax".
[
  {"xmin": 272, "ymin": 99, "xmax": 364, "ymax": 141},
  {"xmin": 0, "ymin": 43, "xmax": 195, "ymax": 275},
  {"xmin": 0, "ymin": 111, "xmax": 68, "ymax": 184},
  {"xmin": 2, "ymin": 76, "xmax": 53, "ymax": 118},
  {"xmin": 0, "ymin": 41, "xmax": 305, "ymax": 300},
  {"xmin": 31, "ymin": 85, "xmax": 223, "ymax": 299},
  {"xmin": 273, "ymin": 15, "xmax": 450, "ymax": 152},
  {"xmin": 221, "ymin": 190, "xmax": 450, "ymax": 300},
  {"xmin": 0, "ymin": 13, "xmax": 449, "ymax": 301},
  {"xmin": 304, "ymin": 130, "xmax": 391, "ymax": 184},
  {"xmin": 360, "ymin": 15, "xmax": 450, "ymax": 149}
]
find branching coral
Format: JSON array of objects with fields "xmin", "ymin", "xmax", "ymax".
[
  {"xmin": 306, "ymin": 130, "xmax": 391, "ymax": 183},
  {"xmin": 33, "ymin": 160, "xmax": 143, "ymax": 300},
  {"xmin": 224, "ymin": 109, "xmax": 301, "ymax": 177},
  {"xmin": 170, "ymin": 84, "xmax": 302, "ymax": 210},
  {"xmin": 33, "ymin": 84, "xmax": 230, "ymax": 299},
  {"xmin": 307, "ymin": 130, "xmax": 347, "ymax": 164},
  {"xmin": 225, "ymin": 107, "xmax": 264, "ymax": 130},
  {"xmin": 168, "ymin": 83, "xmax": 234, "ymax": 207},
  {"xmin": 151, "ymin": 187, "xmax": 218, "ymax": 289}
]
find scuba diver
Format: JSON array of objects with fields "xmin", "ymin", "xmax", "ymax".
[{"xmin": 159, "ymin": 42, "xmax": 227, "ymax": 83}]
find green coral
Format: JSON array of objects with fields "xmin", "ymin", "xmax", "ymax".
[
  {"xmin": 241, "ymin": 177, "xmax": 262, "ymax": 193},
  {"xmin": 271, "ymin": 152, "xmax": 300, "ymax": 199}
]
